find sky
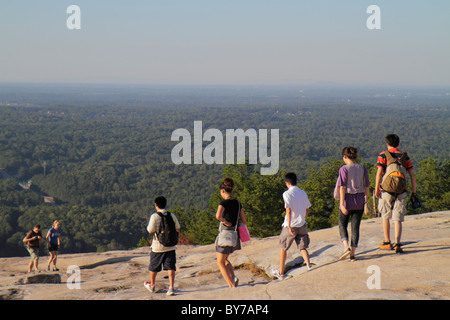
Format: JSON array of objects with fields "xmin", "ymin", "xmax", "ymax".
[{"xmin": 0, "ymin": 0, "xmax": 449, "ymax": 86}]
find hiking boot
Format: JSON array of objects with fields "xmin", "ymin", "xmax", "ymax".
[
  {"xmin": 393, "ymin": 243, "xmax": 403, "ymax": 253},
  {"xmin": 339, "ymin": 248, "xmax": 352, "ymax": 260},
  {"xmin": 271, "ymin": 269, "xmax": 286, "ymax": 280},
  {"xmin": 379, "ymin": 241, "xmax": 393, "ymax": 250}
]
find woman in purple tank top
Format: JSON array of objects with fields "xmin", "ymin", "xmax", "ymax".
[{"xmin": 337, "ymin": 147, "xmax": 370, "ymax": 261}]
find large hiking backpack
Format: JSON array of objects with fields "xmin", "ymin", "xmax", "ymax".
[
  {"xmin": 381, "ymin": 150, "xmax": 408, "ymax": 194},
  {"xmin": 156, "ymin": 212, "xmax": 179, "ymax": 247}
]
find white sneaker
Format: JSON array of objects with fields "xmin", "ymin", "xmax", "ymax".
[
  {"xmin": 271, "ymin": 269, "xmax": 286, "ymax": 280},
  {"xmin": 166, "ymin": 287, "xmax": 174, "ymax": 296},
  {"xmin": 144, "ymin": 281, "xmax": 155, "ymax": 293}
]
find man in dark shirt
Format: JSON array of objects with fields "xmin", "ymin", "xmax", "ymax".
[{"xmin": 23, "ymin": 224, "xmax": 43, "ymax": 273}]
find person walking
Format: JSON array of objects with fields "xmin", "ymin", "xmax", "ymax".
[
  {"xmin": 23, "ymin": 224, "xmax": 44, "ymax": 273},
  {"xmin": 336, "ymin": 147, "xmax": 370, "ymax": 261},
  {"xmin": 46, "ymin": 220, "xmax": 62, "ymax": 271},
  {"xmin": 215, "ymin": 177, "xmax": 247, "ymax": 288},
  {"xmin": 271, "ymin": 172, "xmax": 312, "ymax": 280},
  {"xmin": 375, "ymin": 134, "xmax": 417, "ymax": 253},
  {"xmin": 144, "ymin": 196, "xmax": 180, "ymax": 296}
]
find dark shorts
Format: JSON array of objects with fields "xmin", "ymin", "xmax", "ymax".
[
  {"xmin": 215, "ymin": 240, "xmax": 241, "ymax": 255},
  {"xmin": 49, "ymin": 244, "xmax": 59, "ymax": 252},
  {"xmin": 149, "ymin": 250, "xmax": 176, "ymax": 272},
  {"xmin": 279, "ymin": 224, "xmax": 310, "ymax": 251}
]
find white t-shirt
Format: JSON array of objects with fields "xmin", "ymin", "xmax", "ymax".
[{"xmin": 282, "ymin": 186, "xmax": 311, "ymax": 228}]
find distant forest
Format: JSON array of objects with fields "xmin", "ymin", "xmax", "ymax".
[{"xmin": 0, "ymin": 85, "xmax": 448, "ymax": 257}]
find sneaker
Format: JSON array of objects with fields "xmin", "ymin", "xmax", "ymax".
[
  {"xmin": 339, "ymin": 248, "xmax": 352, "ymax": 260},
  {"xmin": 53, "ymin": 267, "xmax": 59, "ymax": 271},
  {"xmin": 307, "ymin": 265, "xmax": 312, "ymax": 270},
  {"xmin": 166, "ymin": 287, "xmax": 174, "ymax": 296},
  {"xmin": 144, "ymin": 281, "xmax": 155, "ymax": 293},
  {"xmin": 349, "ymin": 255, "xmax": 356, "ymax": 262},
  {"xmin": 379, "ymin": 241, "xmax": 393, "ymax": 250},
  {"xmin": 271, "ymin": 269, "xmax": 286, "ymax": 280}
]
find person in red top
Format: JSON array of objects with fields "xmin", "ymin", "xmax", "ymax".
[{"xmin": 375, "ymin": 134, "xmax": 417, "ymax": 253}]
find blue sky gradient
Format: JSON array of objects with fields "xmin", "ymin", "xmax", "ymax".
[{"xmin": 1, "ymin": 1, "xmax": 449, "ymax": 85}]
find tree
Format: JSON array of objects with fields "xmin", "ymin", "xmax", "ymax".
[
  {"xmin": 415, "ymin": 158, "xmax": 450, "ymax": 213},
  {"xmin": 299, "ymin": 159, "xmax": 343, "ymax": 231},
  {"xmin": 209, "ymin": 163, "xmax": 286, "ymax": 238}
]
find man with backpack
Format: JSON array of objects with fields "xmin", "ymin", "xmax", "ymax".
[
  {"xmin": 144, "ymin": 196, "xmax": 180, "ymax": 296},
  {"xmin": 375, "ymin": 134, "xmax": 417, "ymax": 253}
]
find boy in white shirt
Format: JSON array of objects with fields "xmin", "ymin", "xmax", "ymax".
[
  {"xmin": 272, "ymin": 172, "xmax": 312, "ymax": 280},
  {"xmin": 144, "ymin": 196, "xmax": 180, "ymax": 296}
]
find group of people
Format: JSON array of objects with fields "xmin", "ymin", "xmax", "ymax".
[
  {"xmin": 144, "ymin": 134, "xmax": 418, "ymax": 295},
  {"xmin": 22, "ymin": 134, "xmax": 417, "ymax": 296},
  {"xmin": 23, "ymin": 220, "xmax": 61, "ymax": 273}
]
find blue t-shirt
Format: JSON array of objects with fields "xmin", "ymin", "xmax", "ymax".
[{"xmin": 48, "ymin": 228, "xmax": 61, "ymax": 244}]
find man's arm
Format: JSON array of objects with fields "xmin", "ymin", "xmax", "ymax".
[
  {"xmin": 375, "ymin": 167, "xmax": 384, "ymax": 198},
  {"xmin": 286, "ymin": 207, "xmax": 296, "ymax": 236},
  {"xmin": 408, "ymin": 169, "xmax": 417, "ymax": 194}
]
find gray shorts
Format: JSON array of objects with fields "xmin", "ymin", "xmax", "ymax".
[
  {"xmin": 378, "ymin": 191, "xmax": 407, "ymax": 222},
  {"xmin": 279, "ymin": 224, "xmax": 310, "ymax": 251}
]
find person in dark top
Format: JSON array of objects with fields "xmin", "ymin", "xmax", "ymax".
[
  {"xmin": 46, "ymin": 220, "xmax": 62, "ymax": 271},
  {"xmin": 23, "ymin": 224, "xmax": 44, "ymax": 273},
  {"xmin": 215, "ymin": 177, "xmax": 247, "ymax": 288}
]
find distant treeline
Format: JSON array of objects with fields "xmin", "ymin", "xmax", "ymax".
[{"xmin": 0, "ymin": 103, "xmax": 448, "ymax": 257}]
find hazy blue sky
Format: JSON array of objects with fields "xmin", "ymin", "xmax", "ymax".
[{"xmin": 1, "ymin": 0, "xmax": 449, "ymax": 86}]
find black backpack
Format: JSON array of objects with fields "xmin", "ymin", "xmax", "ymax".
[{"xmin": 156, "ymin": 212, "xmax": 179, "ymax": 247}]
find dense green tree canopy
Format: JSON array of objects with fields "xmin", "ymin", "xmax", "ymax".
[{"xmin": 0, "ymin": 99, "xmax": 448, "ymax": 256}]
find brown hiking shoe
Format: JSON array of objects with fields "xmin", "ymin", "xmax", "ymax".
[
  {"xmin": 379, "ymin": 241, "xmax": 393, "ymax": 250},
  {"xmin": 393, "ymin": 243, "xmax": 403, "ymax": 253}
]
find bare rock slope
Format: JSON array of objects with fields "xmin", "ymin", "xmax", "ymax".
[{"xmin": 1, "ymin": 211, "xmax": 449, "ymax": 300}]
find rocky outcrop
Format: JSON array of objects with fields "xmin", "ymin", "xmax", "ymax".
[
  {"xmin": 16, "ymin": 273, "xmax": 62, "ymax": 285},
  {"xmin": 0, "ymin": 211, "xmax": 449, "ymax": 300}
]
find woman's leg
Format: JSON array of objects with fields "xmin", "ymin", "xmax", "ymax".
[
  {"xmin": 339, "ymin": 210, "xmax": 350, "ymax": 250},
  {"xmin": 53, "ymin": 251, "xmax": 58, "ymax": 269},
  {"xmin": 350, "ymin": 210, "xmax": 364, "ymax": 255},
  {"xmin": 216, "ymin": 252, "xmax": 235, "ymax": 288},
  {"xmin": 48, "ymin": 251, "xmax": 54, "ymax": 267}
]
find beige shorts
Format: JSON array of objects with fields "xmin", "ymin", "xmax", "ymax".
[
  {"xmin": 26, "ymin": 246, "xmax": 39, "ymax": 262},
  {"xmin": 279, "ymin": 224, "xmax": 310, "ymax": 251},
  {"xmin": 378, "ymin": 191, "xmax": 407, "ymax": 222}
]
